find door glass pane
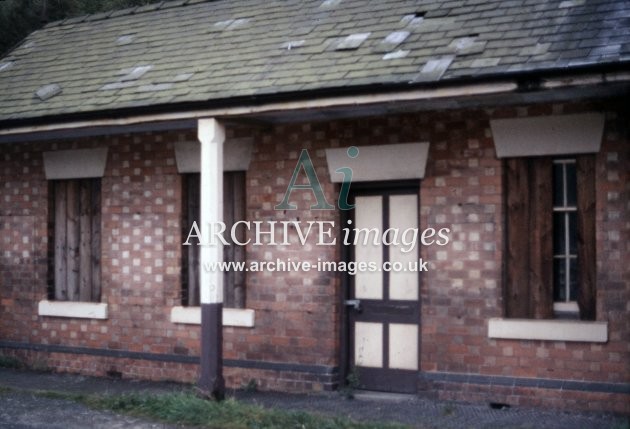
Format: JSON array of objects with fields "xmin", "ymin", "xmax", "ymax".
[
  {"xmin": 355, "ymin": 322, "xmax": 383, "ymax": 368},
  {"xmin": 354, "ymin": 196, "xmax": 383, "ymax": 300},
  {"xmin": 389, "ymin": 323, "xmax": 418, "ymax": 370},
  {"xmin": 388, "ymin": 194, "xmax": 419, "ymax": 301}
]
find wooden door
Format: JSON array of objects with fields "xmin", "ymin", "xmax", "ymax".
[{"xmin": 345, "ymin": 184, "xmax": 420, "ymax": 393}]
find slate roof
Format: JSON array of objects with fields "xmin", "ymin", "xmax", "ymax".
[{"xmin": 0, "ymin": 0, "xmax": 629, "ymax": 124}]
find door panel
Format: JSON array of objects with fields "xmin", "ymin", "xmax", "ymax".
[
  {"xmin": 389, "ymin": 194, "xmax": 419, "ymax": 301},
  {"xmin": 354, "ymin": 196, "xmax": 383, "ymax": 300},
  {"xmin": 388, "ymin": 323, "xmax": 418, "ymax": 370},
  {"xmin": 346, "ymin": 184, "xmax": 420, "ymax": 394},
  {"xmin": 354, "ymin": 322, "xmax": 383, "ymax": 368}
]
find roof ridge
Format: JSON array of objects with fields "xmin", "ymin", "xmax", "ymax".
[{"xmin": 43, "ymin": 0, "xmax": 216, "ymax": 29}]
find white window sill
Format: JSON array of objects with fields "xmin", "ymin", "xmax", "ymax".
[
  {"xmin": 170, "ymin": 306, "xmax": 255, "ymax": 328},
  {"xmin": 38, "ymin": 300, "xmax": 108, "ymax": 319},
  {"xmin": 488, "ymin": 317, "xmax": 607, "ymax": 343}
]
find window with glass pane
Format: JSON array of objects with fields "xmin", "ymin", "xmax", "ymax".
[{"xmin": 552, "ymin": 159, "xmax": 578, "ymax": 303}]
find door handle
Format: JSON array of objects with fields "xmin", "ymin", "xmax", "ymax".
[{"xmin": 344, "ymin": 299, "xmax": 361, "ymax": 311}]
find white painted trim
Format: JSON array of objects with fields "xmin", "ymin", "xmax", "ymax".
[
  {"xmin": 0, "ymin": 82, "xmax": 520, "ymax": 138},
  {"xmin": 198, "ymin": 118, "xmax": 225, "ymax": 304},
  {"xmin": 488, "ymin": 318, "xmax": 607, "ymax": 343},
  {"xmin": 491, "ymin": 113, "xmax": 604, "ymax": 158},
  {"xmin": 325, "ymin": 143, "xmax": 430, "ymax": 182},
  {"xmin": 38, "ymin": 300, "xmax": 108, "ymax": 319},
  {"xmin": 2, "ymin": 71, "xmax": 629, "ymax": 140},
  {"xmin": 170, "ymin": 306, "xmax": 255, "ymax": 328},
  {"xmin": 43, "ymin": 148, "xmax": 108, "ymax": 179},
  {"xmin": 175, "ymin": 138, "xmax": 253, "ymax": 173}
]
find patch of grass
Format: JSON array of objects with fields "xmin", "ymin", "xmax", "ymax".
[
  {"xmin": 612, "ymin": 421, "xmax": 629, "ymax": 429},
  {"xmin": 243, "ymin": 379, "xmax": 258, "ymax": 392},
  {"xmin": 84, "ymin": 392, "xmax": 408, "ymax": 429},
  {"xmin": 0, "ymin": 355, "xmax": 22, "ymax": 369},
  {"xmin": 441, "ymin": 403, "xmax": 456, "ymax": 416},
  {"xmin": 339, "ymin": 370, "xmax": 360, "ymax": 400}
]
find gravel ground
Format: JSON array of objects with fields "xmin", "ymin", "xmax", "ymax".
[{"xmin": 0, "ymin": 368, "xmax": 627, "ymax": 429}]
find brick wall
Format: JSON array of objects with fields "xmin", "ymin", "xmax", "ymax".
[{"xmin": 0, "ymin": 99, "xmax": 628, "ymax": 412}]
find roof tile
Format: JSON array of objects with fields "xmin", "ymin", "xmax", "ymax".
[{"xmin": 0, "ymin": 0, "xmax": 627, "ymax": 123}]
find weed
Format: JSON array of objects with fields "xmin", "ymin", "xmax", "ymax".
[{"xmin": 0, "ymin": 355, "xmax": 22, "ymax": 369}]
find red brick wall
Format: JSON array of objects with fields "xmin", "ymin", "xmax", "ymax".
[
  {"xmin": 0, "ymin": 100, "xmax": 628, "ymax": 411},
  {"xmin": 417, "ymin": 101, "xmax": 629, "ymax": 414}
]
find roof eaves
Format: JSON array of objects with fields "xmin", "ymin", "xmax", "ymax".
[{"xmin": 2, "ymin": 61, "xmax": 628, "ymax": 132}]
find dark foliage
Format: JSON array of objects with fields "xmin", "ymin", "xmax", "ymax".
[{"xmin": 0, "ymin": 0, "xmax": 163, "ymax": 56}]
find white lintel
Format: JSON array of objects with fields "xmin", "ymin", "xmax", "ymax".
[
  {"xmin": 490, "ymin": 113, "xmax": 604, "ymax": 158},
  {"xmin": 325, "ymin": 142, "xmax": 430, "ymax": 183},
  {"xmin": 43, "ymin": 148, "xmax": 108, "ymax": 179}
]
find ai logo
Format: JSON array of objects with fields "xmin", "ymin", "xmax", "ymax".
[{"xmin": 275, "ymin": 146, "xmax": 359, "ymax": 211}]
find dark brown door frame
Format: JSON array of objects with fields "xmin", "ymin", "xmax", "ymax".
[{"xmin": 338, "ymin": 180, "xmax": 421, "ymax": 392}]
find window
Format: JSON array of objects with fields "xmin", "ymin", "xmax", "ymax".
[
  {"xmin": 181, "ymin": 171, "xmax": 246, "ymax": 308},
  {"xmin": 504, "ymin": 156, "xmax": 595, "ymax": 320},
  {"xmin": 49, "ymin": 179, "xmax": 101, "ymax": 302},
  {"xmin": 552, "ymin": 160, "xmax": 578, "ymax": 312}
]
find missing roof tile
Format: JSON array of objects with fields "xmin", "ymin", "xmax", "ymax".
[
  {"xmin": 212, "ymin": 17, "xmax": 250, "ymax": 31},
  {"xmin": 281, "ymin": 40, "xmax": 306, "ymax": 50},
  {"xmin": 228, "ymin": 18, "xmax": 250, "ymax": 30},
  {"xmin": 119, "ymin": 65, "xmax": 153, "ymax": 81},
  {"xmin": 401, "ymin": 12, "xmax": 426, "ymax": 28},
  {"xmin": 413, "ymin": 56, "xmax": 454, "ymax": 82},
  {"xmin": 448, "ymin": 35, "xmax": 486, "ymax": 55},
  {"xmin": 35, "ymin": 84, "xmax": 62, "ymax": 101},
  {"xmin": 383, "ymin": 50, "xmax": 409, "ymax": 60},
  {"xmin": 100, "ymin": 81, "xmax": 136, "ymax": 91},
  {"xmin": 116, "ymin": 34, "xmax": 135, "ymax": 45},
  {"xmin": 559, "ymin": 0, "xmax": 585, "ymax": 8},
  {"xmin": 0, "ymin": 61, "xmax": 14, "ymax": 72},
  {"xmin": 213, "ymin": 19, "xmax": 234, "ymax": 30},
  {"xmin": 376, "ymin": 31, "xmax": 410, "ymax": 52},
  {"xmin": 320, "ymin": 0, "xmax": 342, "ymax": 8},
  {"xmin": 334, "ymin": 33, "xmax": 371, "ymax": 51}
]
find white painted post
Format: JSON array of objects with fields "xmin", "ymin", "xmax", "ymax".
[
  {"xmin": 198, "ymin": 118, "xmax": 225, "ymax": 305},
  {"xmin": 197, "ymin": 118, "xmax": 225, "ymax": 399}
]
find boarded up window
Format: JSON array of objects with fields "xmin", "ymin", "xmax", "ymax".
[
  {"xmin": 504, "ymin": 156, "xmax": 595, "ymax": 320},
  {"xmin": 50, "ymin": 179, "xmax": 101, "ymax": 302},
  {"xmin": 182, "ymin": 172, "xmax": 246, "ymax": 308}
]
